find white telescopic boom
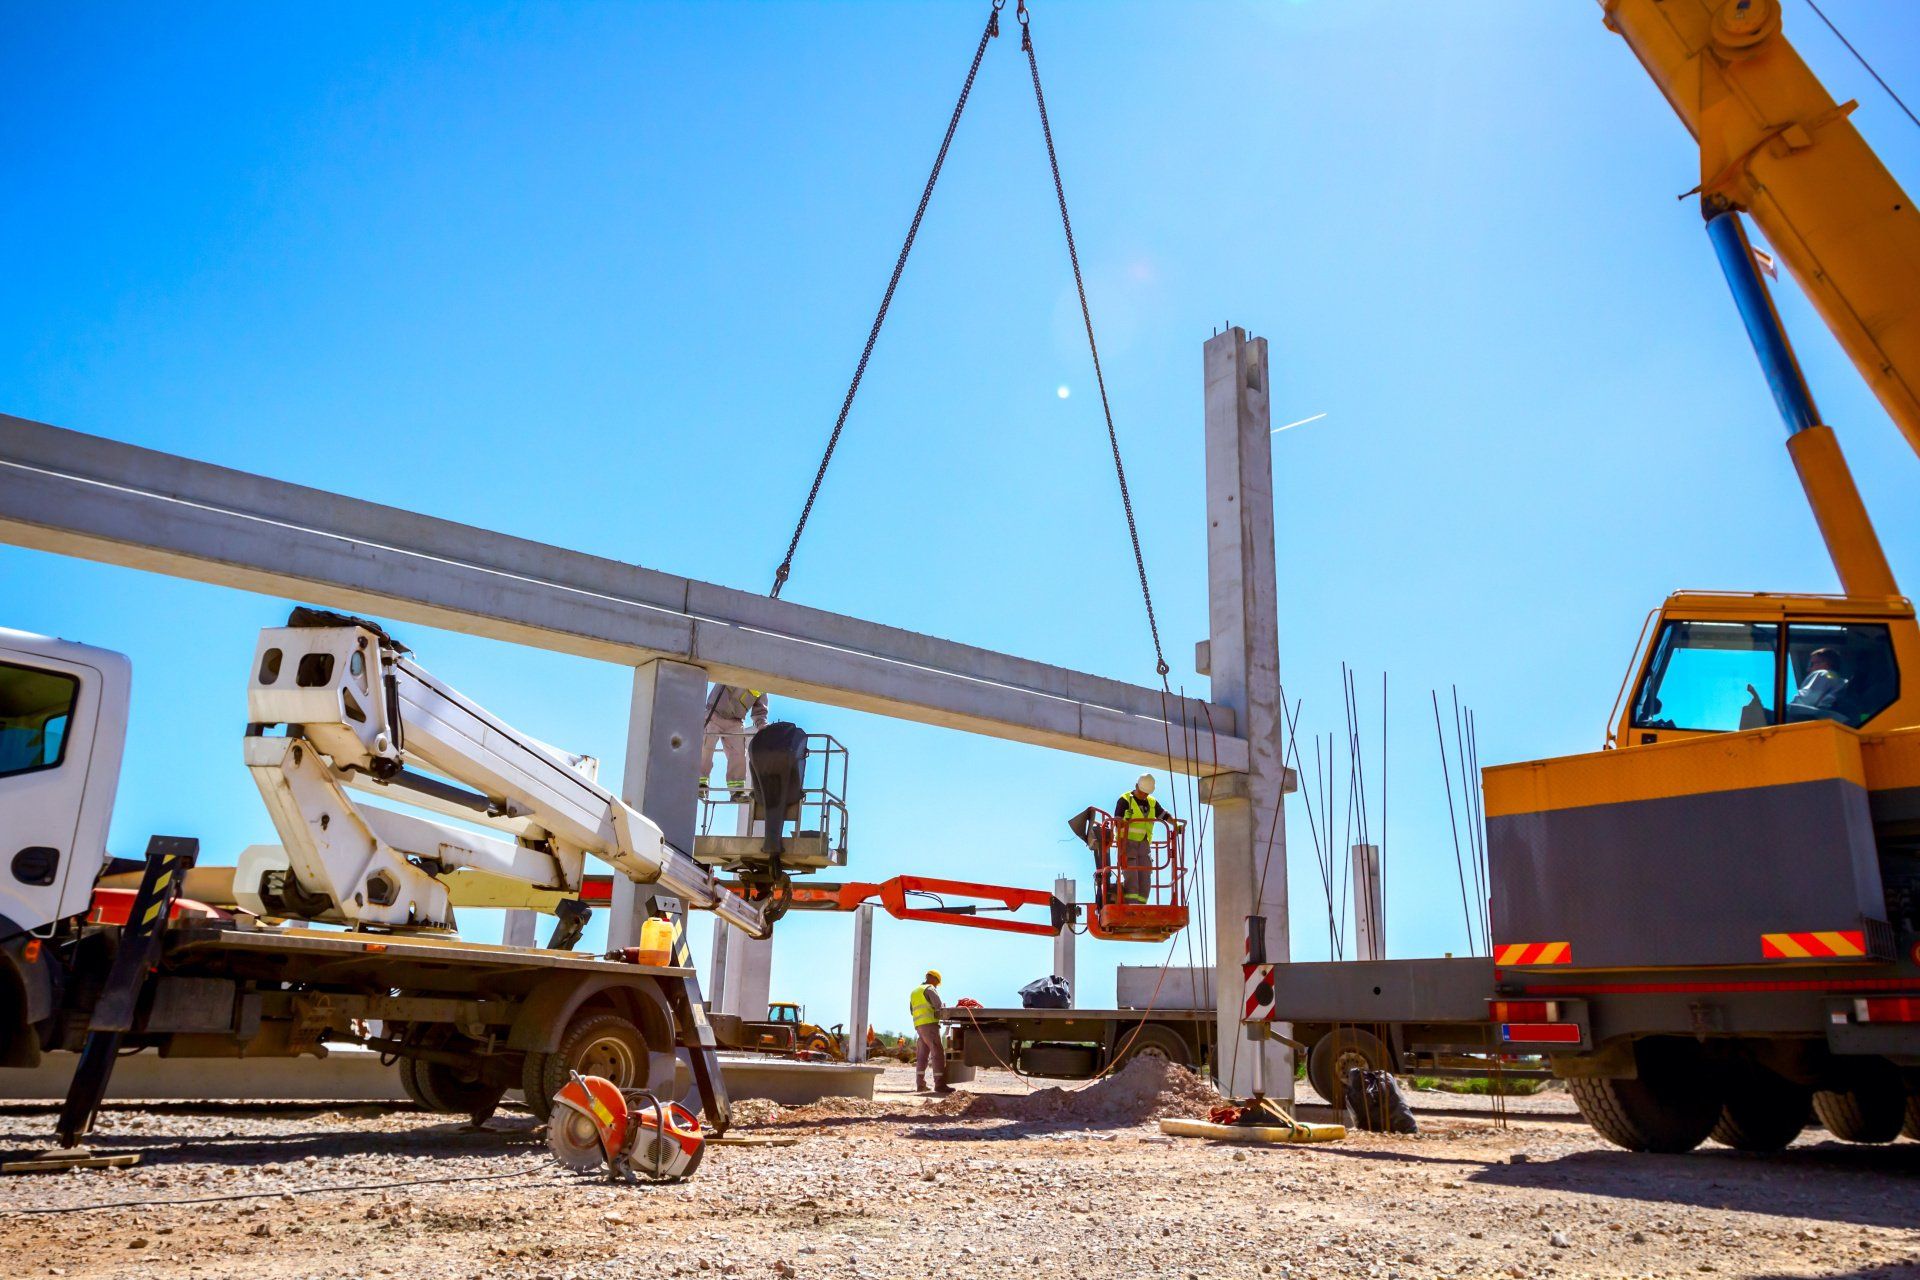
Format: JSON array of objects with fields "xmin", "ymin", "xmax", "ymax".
[{"xmin": 240, "ymin": 616, "xmax": 767, "ymax": 937}]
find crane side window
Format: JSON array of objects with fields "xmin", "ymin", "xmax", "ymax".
[
  {"xmin": 1784, "ymin": 623, "xmax": 1899, "ymax": 728},
  {"xmin": 0, "ymin": 661, "xmax": 80, "ymax": 778},
  {"xmin": 1631, "ymin": 621, "xmax": 1779, "ymax": 734}
]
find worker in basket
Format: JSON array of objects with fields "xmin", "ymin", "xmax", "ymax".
[
  {"xmin": 909, "ymin": 969, "xmax": 952, "ymax": 1095},
  {"xmin": 699, "ymin": 683, "xmax": 769, "ymax": 798},
  {"xmin": 1114, "ymin": 773, "xmax": 1176, "ymax": 906}
]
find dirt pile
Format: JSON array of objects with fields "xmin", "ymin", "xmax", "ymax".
[{"xmin": 932, "ymin": 1055, "xmax": 1219, "ymax": 1126}]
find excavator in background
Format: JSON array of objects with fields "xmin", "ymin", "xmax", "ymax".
[{"xmin": 1253, "ymin": 0, "xmax": 1920, "ymax": 1150}]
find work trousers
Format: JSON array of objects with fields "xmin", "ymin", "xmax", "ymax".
[
  {"xmin": 700, "ymin": 721, "xmax": 748, "ymax": 790},
  {"xmin": 914, "ymin": 1023, "xmax": 946, "ymax": 1089},
  {"xmin": 1120, "ymin": 837, "xmax": 1153, "ymax": 904}
]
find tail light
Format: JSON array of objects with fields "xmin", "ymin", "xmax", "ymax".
[
  {"xmin": 1499, "ymin": 1023, "xmax": 1581, "ymax": 1045},
  {"xmin": 1852, "ymin": 997, "xmax": 1920, "ymax": 1023},
  {"xmin": 1488, "ymin": 1000, "xmax": 1560, "ymax": 1022}
]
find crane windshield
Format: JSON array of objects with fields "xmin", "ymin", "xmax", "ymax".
[{"xmin": 1631, "ymin": 621, "xmax": 1778, "ymax": 734}]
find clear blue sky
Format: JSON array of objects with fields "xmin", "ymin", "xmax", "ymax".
[{"xmin": 5, "ymin": 1, "xmax": 1918, "ymax": 1032}]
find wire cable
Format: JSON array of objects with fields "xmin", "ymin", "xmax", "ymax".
[
  {"xmin": 1802, "ymin": 0, "xmax": 1920, "ymax": 132},
  {"xmin": 769, "ymin": 3, "xmax": 1004, "ymax": 598}
]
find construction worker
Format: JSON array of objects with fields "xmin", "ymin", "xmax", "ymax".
[
  {"xmin": 700, "ymin": 684, "xmax": 769, "ymax": 797},
  {"xmin": 1790, "ymin": 646, "xmax": 1849, "ymax": 716},
  {"xmin": 909, "ymin": 969, "xmax": 951, "ymax": 1094},
  {"xmin": 1114, "ymin": 774, "xmax": 1175, "ymax": 905}
]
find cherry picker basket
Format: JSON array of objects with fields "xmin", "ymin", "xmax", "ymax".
[{"xmin": 1086, "ymin": 809, "xmax": 1188, "ymax": 942}]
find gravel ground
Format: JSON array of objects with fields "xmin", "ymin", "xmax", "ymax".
[{"xmin": 0, "ymin": 1063, "xmax": 1915, "ymax": 1280}]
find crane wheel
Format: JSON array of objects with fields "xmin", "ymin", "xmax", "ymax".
[
  {"xmin": 1306, "ymin": 1028, "xmax": 1387, "ymax": 1110},
  {"xmin": 1569, "ymin": 1037, "xmax": 1720, "ymax": 1154},
  {"xmin": 1812, "ymin": 1057, "xmax": 1906, "ymax": 1144},
  {"xmin": 523, "ymin": 1011, "xmax": 650, "ymax": 1123},
  {"xmin": 1709, "ymin": 1066, "xmax": 1810, "ymax": 1152}
]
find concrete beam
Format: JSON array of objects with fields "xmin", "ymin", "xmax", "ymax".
[{"xmin": 0, "ymin": 416, "xmax": 1245, "ymax": 775}]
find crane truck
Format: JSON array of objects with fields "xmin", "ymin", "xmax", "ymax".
[
  {"xmin": 1254, "ymin": 0, "xmax": 1920, "ymax": 1153},
  {"xmin": 0, "ymin": 609, "xmax": 777, "ymax": 1147}
]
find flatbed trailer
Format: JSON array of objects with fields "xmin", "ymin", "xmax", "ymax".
[
  {"xmin": 6, "ymin": 889, "xmax": 732, "ymax": 1132},
  {"xmin": 949, "ymin": 960, "xmax": 1550, "ymax": 1097},
  {"xmin": 941, "ymin": 1006, "xmax": 1213, "ymax": 1080}
]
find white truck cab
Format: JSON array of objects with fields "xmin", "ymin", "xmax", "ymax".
[{"xmin": 0, "ymin": 629, "xmax": 129, "ymax": 938}]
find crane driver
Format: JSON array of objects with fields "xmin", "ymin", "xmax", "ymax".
[{"xmin": 1789, "ymin": 647, "xmax": 1849, "ymax": 719}]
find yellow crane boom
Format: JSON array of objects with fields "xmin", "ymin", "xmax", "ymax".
[{"xmin": 1602, "ymin": 0, "xmax": 1920, "ymax": 462}]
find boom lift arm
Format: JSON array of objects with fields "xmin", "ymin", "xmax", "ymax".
[{"xmin": 236, "ymin": 610, "xmax": 767, "ymax": 938}]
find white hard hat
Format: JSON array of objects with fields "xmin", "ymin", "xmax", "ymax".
[{"xmin": 1135, "ymin": 774, "xmax": 1156, "ymax": 795}]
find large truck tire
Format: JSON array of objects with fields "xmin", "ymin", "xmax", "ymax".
[
  {"xmin": 522, "ymin": 1010, "xmax": 649, "ymax": 1123},
  {"xmin": 413, "ymin": 1058, "xmax": 507, "ymax": 1122},
  {"xmin": 1710, "ymin": 1066, "xmax": 1810, "ymax": 1152},
  {"xmin": 1569, "ymin": 1038, "xmax": 1721, "ymax": 1153},
  {"xmin": 396, "ymin": 1053, "xmax": 431, "ymax": 1109},
  {"xmin": 1307, "ymin": 1028, "xmax": 1388, "ymax": 1109},
  {"xmin": 1114, "ymin": 1023, "xmax": 1193, "ymax": 1070},
  {"xmin": 1813, "ymin": 1058, "xmax": 1906, "ymax": 1144}
]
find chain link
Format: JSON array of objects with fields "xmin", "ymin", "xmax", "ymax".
[{"xmin": 769, "ymin": 5, "xmax": 1002, "ymax": 598}]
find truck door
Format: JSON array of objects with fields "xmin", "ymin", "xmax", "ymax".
[{"xmin": 0, "ymin": 651, "xmax": 100, "ymax": 934}]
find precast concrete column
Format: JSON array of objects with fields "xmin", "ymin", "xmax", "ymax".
[
  {"xmin": 1053, "ymin": 877, "xmax": 1077, "ymax": 1005},
  {"xmin": 848, "ymin": 904, "xmax": 875, "ymax": 1063},
  {"xmin": 612, "ymin": 659, "xmax": 708, "ymax": 953},
  {"xmin": 501, "ymin": 909, "xmax": 538, "ymax": 950},
  {"xmin": 716, "ymin": 799, "xmax": 774, "ymax": 1018},
  {"xmin": 1201, "ymin": 327, "xmax": 1291, "ymax": 1102},
  {"xmin": 1352, "ymin": 844, "xmax": 1384, "ymax": 962}
]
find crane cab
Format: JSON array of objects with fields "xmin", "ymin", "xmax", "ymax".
[
  {"xmin": 1083, "ymin": 809, "xmax": 1188, "ymax": 942},
  {"xmin": 1613, "ymin": 591, "xmax": 1920, "ymax": 749}
]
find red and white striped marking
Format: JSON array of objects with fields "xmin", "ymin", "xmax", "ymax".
[{"xmin": 1243, "ymin": 963, "xmax": 1275, "ymax": 1022}]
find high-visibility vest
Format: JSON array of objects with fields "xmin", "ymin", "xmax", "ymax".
[
  {"xmin": 909, "ymin": 984, "xmax": 939, "ymax": 1028},
  {"xmin": 1119, "ymin": 793, "xmax": 1164, "ymax": 842}
]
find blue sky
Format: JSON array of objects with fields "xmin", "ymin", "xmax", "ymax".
[{"xmin": 5, "ymin": 1, "xmax": 1918, "ymax": 1032}]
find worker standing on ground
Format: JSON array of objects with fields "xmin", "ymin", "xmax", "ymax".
[
  {"xmin": 910, "ymin": 969, "xmax": 951, "ymax": 1094},
  {"xmin": 1115, "ymin": 774, "xmax": 1175, "ymax": 905},
  {"xmin": 699, "ymin": 684, "xmax": 769, "ymax": 798}
]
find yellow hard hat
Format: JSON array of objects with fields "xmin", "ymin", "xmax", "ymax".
[{"xmin": 926, "ymin": 969, "xmax": 942, "ymax": 984}]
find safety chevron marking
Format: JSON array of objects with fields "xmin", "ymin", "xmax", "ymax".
[
  {"xmin": 1760, "ymin": 930, "xmax": 1866, "ymax": 960},
  {"xmin": 1493, "ymin": 941, "xmax": 1572, "ymax": 967},
  {"xmin": 1243, "ymin": 963, "xmax": 1276, "ymax": 1021}
]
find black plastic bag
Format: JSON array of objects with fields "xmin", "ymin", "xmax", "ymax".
[
  {"xmin": 1344, "ymin": 1066, "xmax": 1417, "ymax": 1134},
  {"xmin": 1018, "ymin": 975, "xmax": 1072, "ymax": 1009}
]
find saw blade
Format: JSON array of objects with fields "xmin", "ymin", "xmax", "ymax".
[{"xmin": 546, "ymin": 1109, "xmax": 607, "ymax": 1173}]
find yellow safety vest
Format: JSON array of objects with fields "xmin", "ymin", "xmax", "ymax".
[
  {"xmin": 909, "ymin": 983, "xmax": 939, "ymax": 1028},
  {"xmin": 1119, "ymin": 793, "xmax": 1163, "ymax": 842}
]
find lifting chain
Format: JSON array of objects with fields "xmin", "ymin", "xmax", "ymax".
[
  {"xmin": 770, "ymin": 0, "xmax": 1172, "ymax": 684},
  {"xmin": 769, "ymin": 2, "xmax": 1004, "ymax": 600}
]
